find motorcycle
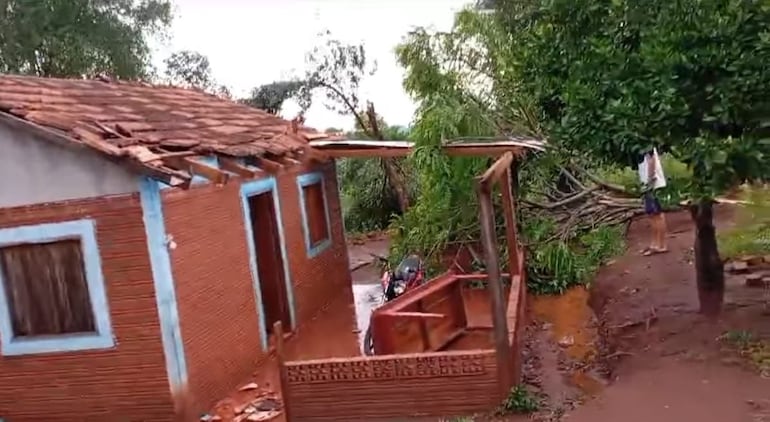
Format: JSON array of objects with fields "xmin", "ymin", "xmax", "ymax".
[{"xmin": 362, "ymin": 254, "xmax": 426, "ymax": 356}]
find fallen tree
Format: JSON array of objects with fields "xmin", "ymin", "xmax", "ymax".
[{"xmin": 520, "ymin": 163, "xmax": 642, "ymax": 243}]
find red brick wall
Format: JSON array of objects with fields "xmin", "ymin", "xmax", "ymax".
[
  {"xmin": 163, "ymin": 161, "xmax": 352, "ymax": 412},
  {"xmin": 283, "ymin": 350, "xmax": 501, "ymax": 421},
  {"xmin": 0, "ymin": 194, "xmax": 174, "ymax": 422}
]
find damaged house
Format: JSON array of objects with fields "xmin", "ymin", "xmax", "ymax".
[{"xmin": 0, "ymin": 75, "xmax": 351, "ymax": 421}]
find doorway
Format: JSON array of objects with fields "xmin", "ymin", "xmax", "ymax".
[{"xmin": 247, "ymin": 191, "xmax": 292, "ymax": 336}]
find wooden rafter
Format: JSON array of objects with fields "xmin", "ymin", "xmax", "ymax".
[
  {"xmin": 246, "ymin": 156, "xmax": 284, "ymax": 173},
  {"xmin": 162, "ymin": 156, "xmax": 229, "ymax": 185},
  {"xmin": 277, "ymin": 155, "xmax": 301, "ymax": 166},
  {"xmin": 219, "ymin": 157, "xmax": 262, "ymax": 179},
  {"xmin": 302, "ymin": 145, "xmax": 330, "ymax": 163}
]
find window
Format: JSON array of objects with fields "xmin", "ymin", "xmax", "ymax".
[
  {"xmin": 0, "ymin": 219, "xmax": 114, "ymax": 356},
  {"xmin": 297, "ymin": 173, "xmax": 331, "ymax": 257}
]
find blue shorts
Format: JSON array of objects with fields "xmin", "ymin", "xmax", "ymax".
[{"xmin": 643, "ymin": 191, "xmax": 662, "ymax": 215}]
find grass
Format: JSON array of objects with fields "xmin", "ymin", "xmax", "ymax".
[
  {"xmin": 717, "ymin": 185, "xmax": 770, "ymax": 259},
  {"xmin": 719, "ymin": 330, "xmax": 770, "ymax": 377}
]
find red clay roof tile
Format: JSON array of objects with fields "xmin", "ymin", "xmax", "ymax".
[{"xmin": 0, "ymin": 74, "xmax": 329, "ymax": 186}]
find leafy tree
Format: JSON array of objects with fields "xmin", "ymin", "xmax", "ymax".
[
  {"xmin": 299, "ymin": 31, "xmax": 411, "ymax": 213},
  {"xmin": 339, "ymin": 123, "xmax": 412, "ymax": 233},
  {"xmin": 241, "ymin": 80, "xmax": 304, "ymax": 114},
  {"xmin": 496, "ymin": 0, "xmax": 770, "ymax": 314},
  {"xmin": 393, "ymin": 14, "xmax": 502, "ymax": 269},
  {"xmin": 163, "ymin": 50, "xmax": 214, "ymax": 89},
  {"xmin": 0, "ymin": 0, "xmax": 172, "ymax": 79},
  {"xmin": 163, "ymin": 50, "xmax": 232, "ymax": 97}
]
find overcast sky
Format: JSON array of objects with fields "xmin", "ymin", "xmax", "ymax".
[{"xmin": 152, "ymin": 0, "xmax": 470, "ymax": 131}]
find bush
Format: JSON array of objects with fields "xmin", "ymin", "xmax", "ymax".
[
  {"xmin": 500, "ymin": 385, "xmax": 540, "ymax": 414},
  {"xmin": 525, "ymin": 224, "xmax": 625, "ymax": 295}
]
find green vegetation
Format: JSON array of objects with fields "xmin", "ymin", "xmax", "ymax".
[
  {"xmin": 500, "ymin": 385, "xmax": 541, "ymax": 414},
  {"xmin": 717, "ymin": 185, "xmax": 770, "ymax": 259},
  {"xmin": 526, "ymin": 219, "xmax": 625, "ymax": 295},
  {"xmin": 0, "ymin": 0, "xmax": 172, "ymax": 79},
  {"xmin": 719, "ymin": 330, "xmax": 770, "ymax": 376},
  {"xmin": 492, "ymin": 0, "xmax": 770, "ymax": 314},
  {"xmin": 388, "ymin": 8, "xmax": 631, "ymax": 291}
]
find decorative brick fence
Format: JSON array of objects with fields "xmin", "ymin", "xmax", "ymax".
[{"xmin": 281, "ymin": 350, "xmax": 500, "ymax": 421}]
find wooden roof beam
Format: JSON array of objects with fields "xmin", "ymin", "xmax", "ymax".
[
  {"xmin": 245, "ymin": 156, "xmax": 284, "ymax": 173},
  {"xmin": 162, "ymin": 156, "xmax": 229, "ymax": 185},
  {"xmin": 219, "ymin": 157, "xmax": 263, "ymax": 179},
  {"xmin": 302, "ymin": 146, "xmax": 331, "ymax": 162}
]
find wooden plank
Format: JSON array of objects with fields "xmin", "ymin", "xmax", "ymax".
[
  {"xmin": 477, "ymin": 181, "xmax": 514, "ymax": 397},
  {"xmin": 142, "ymin": 150, "xmax": 199, "ymax": 162},
  {"xmin": 434, "ymin": 328, "xmax": 467, "ymax": 351},
  {"xmin": 500, "ymin": 167, "xmax": 520, "ymax": 274},
  {"xmin": 389, "ymin": 311, "xmax": 446, "ymax": 320},
  {"xmin": 219, "ymin": 157, "xmax": 262, "ymax": 178},
  {"xmin": 247, "ymin": 156, "xmax": 284, "ymax": 173},
  {"xmin": 277, "ymin": 155, "xmax": 302, "ymax": 165},
  {"xmin": 479, "ymin": 152, "xmax": 514, "ymax": 187},
  {"xmin": 303, "ymin": 145, "xmax": 331, "ymax": 162},
  {"xmin": 163, "ymin": 156, "xmax": 229, "ymax": 185},
  {"xmin": 309, "ymin": 145, "xmax": 528, "ymax": 158}
]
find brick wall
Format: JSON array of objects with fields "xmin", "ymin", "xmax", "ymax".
[
  {"xmin": 163, "ymin": 161, "xmax": 352, "ymax": 413},
  {"xmin": 0, "ymin": 194, "xmax": 173, "ymax": 422},
  {"xmin": 283, "ymin": 350, "xmax": 500, "ymax": 421}
]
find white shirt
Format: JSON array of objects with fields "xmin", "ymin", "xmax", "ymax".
[{"xmin": 638, "ymin": 147, "xmax": 667, "ymax": 190}]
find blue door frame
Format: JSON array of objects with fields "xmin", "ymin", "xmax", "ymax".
[{"xmin": 239, "ymin": 177, "xmax": 296, "ymax": 350}]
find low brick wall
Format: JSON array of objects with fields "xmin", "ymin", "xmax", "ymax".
[{"xmin": 282, "ymin": 350, "xmax": 500, "ymax": 421}]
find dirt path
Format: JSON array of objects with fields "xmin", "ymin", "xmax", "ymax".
[{"xmin": 559, "ymin": 208, "xmax": 770, "ymax": 421}]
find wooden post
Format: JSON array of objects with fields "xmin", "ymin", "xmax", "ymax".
[
  {"xmin": 500, "ymin": 167, "xmax": 519, "ymax": 276},
  {"xmin": 274, "ymin": 322, "xmax": 292, "ymax": 422},
  {"xmin": 477, "ymin": 181, "xmax": 514, "ymax": 398}
]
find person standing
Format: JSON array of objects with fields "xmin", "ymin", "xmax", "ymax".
[{"xmin": 639, "ymin": 147, "xmax": 668, "ymax": 255}]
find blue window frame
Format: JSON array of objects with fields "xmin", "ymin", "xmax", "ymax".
[
  {"xmin": 297, "ymin": 172, "xmax": 332, "ymax": 258},
  {"xmin": 0, "ymin": 219, "xmax": 114, "ymax": 356}
]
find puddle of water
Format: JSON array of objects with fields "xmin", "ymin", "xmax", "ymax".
[
  {"xmin": 531, "ymin": 286, "xmax": 605, "ymax": 396},
  {"xmin": 531, "ymin": 286, "xmax": 598, "ymax": 362}
]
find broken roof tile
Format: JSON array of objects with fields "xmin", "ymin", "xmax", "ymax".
[{"xmin": 0, "ymin": 74, "xmax": 331, "ymax": 183}]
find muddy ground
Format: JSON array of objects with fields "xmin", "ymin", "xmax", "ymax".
[{"xmin": 514, "ymin": 206, "xmax": 770, "ymax": 422}]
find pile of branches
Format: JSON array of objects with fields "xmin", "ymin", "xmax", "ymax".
[{"xmin": 521, "ymin": 163, "xmax": 643, "ymax": 242}]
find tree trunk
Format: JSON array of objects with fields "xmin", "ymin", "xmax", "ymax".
[
  {"xmin": 689, "ymin": 200, "xmax": 724, "ymax": 316},
  {"xmin": 381, "ymin": 158, "xmax": 410, "ymax": 212},
  {"xmin": 364, "ymin": 102, "xmax": 410, "ymax": 212}
]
